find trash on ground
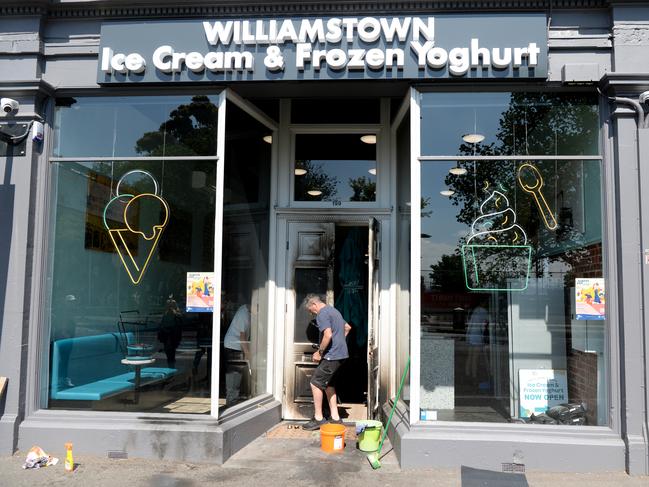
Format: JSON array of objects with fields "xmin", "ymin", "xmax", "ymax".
[{"xmin": 22, "ymin": 446, "xmax": 59, "ymax": 469}]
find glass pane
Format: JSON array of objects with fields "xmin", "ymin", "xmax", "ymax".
[
  {"xmin": 291, "ymin": 99, "xmax": 380, "ymax": 124},
  {"xmin": 396, "ymin": 112, "xmax": 411, "ymax": 405},
  {"xmin": 294, "ymin": 134, "xmax": 377, "ymax": 202},
  {"xmin": 420, "ymin": 92, "xmax": 599, "ymax": 157},
  {"xmin": 419, "ymin": 159, "xmax": 606, "ymax": 426},
  {"xmin": 294, "ymin": 268, "xmax": 328, "ymax": 343},
  {"xmin": 47, "ymin": 159, "xmax": 216, "ymax": 413},
  {"xmin": 54, "ymin": 95, "xmax": 219, "ymax": 157},
  {"xmin": 220, "ymin": 102, "xmax": 271, "ymax": 410}
]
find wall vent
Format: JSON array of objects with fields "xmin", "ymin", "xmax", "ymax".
[
  {"xmin": 107, "ymin": 450, "xmax": 128, "ymax": 459},
  {"xmin": 502, "ymin": 462, "xmax": 525, "ymax": 473}
]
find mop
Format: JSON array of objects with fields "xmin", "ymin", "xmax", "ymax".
[{"xmin": 367, "ymin": 356, "xmax": 410, "ymax": 470}]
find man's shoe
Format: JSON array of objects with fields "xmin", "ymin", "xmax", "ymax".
[
  {"xmin": 328, "ymin": 418, "xmax": 343, "ymax": 425},
  {"xmin": 302, "ymin": 417, "xmax": 328, "ymax": 430}
]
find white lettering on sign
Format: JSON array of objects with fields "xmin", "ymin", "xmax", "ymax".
[
  {"xmin": 409, "ymin": 38, "xmax": 540, "ymax": 75},
  {"xmin": 99, "ymin": 16, "xmax": 542, "ymax": 79},
  {"xmin": 151, "ymin": 45, "xmax": 254, "ymax": 73},
  {"xmin": 201, "ymin": 16, "xmax": 433, "ymax": 46}
]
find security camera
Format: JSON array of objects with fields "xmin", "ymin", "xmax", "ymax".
[
  {"xmin": 639, "ymin": 91, "xmax": 649, "ymax": 105},
  {"xmin": 0, "ymin": 98, "xmax": 19, "ymax": 116}
]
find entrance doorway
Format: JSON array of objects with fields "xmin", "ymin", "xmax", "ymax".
[{"xmin": 282, "ymin": 220, "xmax": 380, "ymax": 421}]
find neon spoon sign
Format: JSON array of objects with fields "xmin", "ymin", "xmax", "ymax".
[
  {"xmin": 103, "ymin": 170, "xmax": 169, "ymax": 285},
  {"xmin": 517, "ymin": 163, "xmax": 558, "ymax": 231}
]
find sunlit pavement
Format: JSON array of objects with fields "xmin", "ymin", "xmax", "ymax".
[{"xmin": 1, "ymin": 432, "xmax": 647, "ymax": 487}]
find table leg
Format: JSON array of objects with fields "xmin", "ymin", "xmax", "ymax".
[{"xmin": 134, "ymin": 366, "xmax": 141, "ymax": 403}]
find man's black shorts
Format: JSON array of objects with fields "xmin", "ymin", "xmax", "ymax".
[{"xmin": 310, "ymin": 358, "xmax": 345, "ymax": 390}]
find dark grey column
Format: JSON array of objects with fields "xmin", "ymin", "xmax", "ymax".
[{"xmin": 601, "ymin": 74, "xmax": 649, "ymax": 476}]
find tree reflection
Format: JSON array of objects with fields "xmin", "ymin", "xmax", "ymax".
[
  {"xmin": 135, "ymin": 95, "xmax": 218, "ymax": 156},
  {"xmin": 429, "ymin": 93, "xmax": 600, "ymax": 288},
  {"xmin": 295, "ymin": 160, "xmax": 338, "ymax": 201},
  {"xmin": 349, "ymin": 176, "xmax": 376, "ymax": 202}
]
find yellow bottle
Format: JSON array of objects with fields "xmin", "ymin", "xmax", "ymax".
[{"xmin": 64, "ymin": 442, "xmax": 74, "ymax": 472}]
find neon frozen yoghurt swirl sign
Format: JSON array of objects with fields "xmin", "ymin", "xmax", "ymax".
[{"xmin": 461, "ymin": 189, "xmax": 532, "ymax": 292}]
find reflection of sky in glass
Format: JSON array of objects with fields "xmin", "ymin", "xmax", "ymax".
[
  {"xmin": 54, "ymin": 96, "xmax": 219, "ymax": 158},
  {"xmin": 420, "ymin": 92, "xmax": 599, "ymax": 157},
  {"xmin": 296, "ymin": 159, "xmax": 376, "ymax": 201},
  {"xmin": 420, "ymin": 93, "xmax": 511, "ymax": 156},
  {"xmin": 421, "ymin": 162, "xmax": 471, "ymax": 267}
]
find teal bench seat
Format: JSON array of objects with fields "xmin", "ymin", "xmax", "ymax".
[{"xmin": 51, "ymin": 333, "xmax": 177, "ymax": 401}]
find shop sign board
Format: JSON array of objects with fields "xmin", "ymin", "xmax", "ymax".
[
  {"xmin": 97, "ymin": 14, "xmax": 547, "ymax": 83},
  {"xmin": 519, "ymin": 369, "xmax": 568, "ymax": 418}
]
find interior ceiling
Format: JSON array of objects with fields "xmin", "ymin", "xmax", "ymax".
[{"xmin": 230, "ymin": 79, "xmax": 411, "ymax": 100}]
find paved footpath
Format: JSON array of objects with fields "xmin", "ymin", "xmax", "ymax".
[{"xmin": 0, "ymin": 431, "xmax": 648, "ymax": 487}]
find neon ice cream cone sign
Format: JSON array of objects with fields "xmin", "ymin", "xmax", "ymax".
[{"xmin": 103, "ymin": 170, "xmax": 169, "ymax": 285}]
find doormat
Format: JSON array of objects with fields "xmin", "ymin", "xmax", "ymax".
[{"xmin": 265, "ymin": 422, "xmax": 357, "ymax": 440}]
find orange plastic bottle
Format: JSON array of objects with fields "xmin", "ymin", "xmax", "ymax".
[{"xmin": 64, "ymin": 442, "xmax": 74, "ymax": 472}]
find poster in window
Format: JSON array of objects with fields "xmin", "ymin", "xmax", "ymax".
[
  {"xmin": 519, "ymin": 369, "xmax": 568, "ymax": 418},
  {"xmin": 186, "ymin": 272, "xmax": 215, "ymax": 312},
  {"xmin": 575, "ymin": 278, "xmax": 605, "ymax": 320}
]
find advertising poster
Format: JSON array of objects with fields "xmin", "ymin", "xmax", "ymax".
[
  {"xmin": 519, "ymin": 369, "xmax": 568, "ymax": 418},
  {"xmin": 186, "ymin": 272, "xmax": 215, "ymax": 312},
  {"xmin": 575, "ymin": 278, "xmax": 605, "ymax": 320}
]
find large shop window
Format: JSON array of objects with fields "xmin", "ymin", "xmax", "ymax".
[
  {"xmin": 418, "ymin": 92, "xmax": 607, "ymax": 426},
  {"xmin": 45, "ymin": 95, "xmax": 269, "ymax": 414}
]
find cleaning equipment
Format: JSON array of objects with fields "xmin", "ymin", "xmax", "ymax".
[
  {"xmin": 320, "ymin": 423, "xmax": 346, "ymax": 453},
  {"xmin": 367, "ymin": 356, "xmax": 410, "ymax": 470},
  {"xmin": 356, "ymin": 420, "xmax": 383, "ymax": 452},
  {"xmin": 64, "ymin": 442, "xmax": 74, "ymax": 472}
]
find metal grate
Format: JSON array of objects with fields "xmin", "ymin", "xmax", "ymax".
[
  {"xmin": 107, "ymin": 450, "xmax": 128, "ymax": 460},
  {"xmin": 502, "ymin": 462, "xmax": 525, "ymax": 473}
]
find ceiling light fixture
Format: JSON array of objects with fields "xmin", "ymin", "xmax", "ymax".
[
  {"xmin": 294, "ymin": 168, "xmax": 307, "ymax": 176},
  {"xmin": 449, "ymin": 167, "xmax": 468, "ymax": 176},
  {"xmin": 440, "ymin": 190, "xmax": 455, "ymax": 197},
  {"xmin": 368, "ymin": 168, "xmax": 377, "ymax": 175},
  {"xmin": 360, "ymin": 134, "xmax": 377, "ymax": 144},
  {"xmin": 462, "ymin": 133, "xmax": 485, "ymax": 144},
  {"xmin": 263, "ymin": 135, "xmax": 273, "ymax": 144},
  {"xmin": 307, "ymin": 189, "xmax": 322, "ymax": 196}
]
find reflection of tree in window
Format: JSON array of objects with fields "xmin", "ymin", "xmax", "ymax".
[
  {"xmin": 438, "ymin": 93, "xmax": 599, "ymax": 284},
  {"xmin": 295, "ymin": 160, "xmax": 338, "ymax": 201},
  {"xmin": 349, "ymin": 176, "xmax": 376, "ymax": 202},
  {"xmin": 428, "ymin": 253, "xmax": 465, "ymax": 292},
  {"xmin": 135, "ymin": 95, "xmax": 218, "ymax": 156},
  {"xmin": 445, "ymin": 93, "xmax": 597, "ymax": 230}
]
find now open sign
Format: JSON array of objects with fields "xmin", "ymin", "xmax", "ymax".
[{"xmin": 519, "ymin": 369, "xmax": 568, "ymax": 418}]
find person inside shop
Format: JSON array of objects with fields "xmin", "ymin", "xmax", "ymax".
[
  {"xmin": 465, "ymin": 295, "xmax": 491, "ymax": 388},
  {"xmin": 158, "ymin": 297, "xmax": 183, "ymax": 368},
  {"xmin": 223, "ymin": 293, "xmax": 251, "ymax": 407},
  {"xmin": 302, "ymin": 294, "xmax": 352, "ymax": 431}
]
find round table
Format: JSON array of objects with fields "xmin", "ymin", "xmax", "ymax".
[{"xmin": 121, "ymin": 358, "xmax": 155, "ymax": 403}]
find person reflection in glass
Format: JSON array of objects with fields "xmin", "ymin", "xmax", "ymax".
[
  {"xmin": 223, "ymin": 294, "xmax": 251, "ymax": 407},
  {"xmin": 158, "ymin": 297, "xmax": 182, "ymax": 369},
  {"xmin": 465, "ymin": 296, "xmax": 490, "ymax": 387}
]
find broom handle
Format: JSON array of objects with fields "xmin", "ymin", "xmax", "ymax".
[{"xmin": 376, "ymin": 356, "xmax": 411, "ymax": 454}]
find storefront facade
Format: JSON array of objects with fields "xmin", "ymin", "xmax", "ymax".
[{"xmin": 0, "ymin": 0, "xmax": 648, "ymax": 475}]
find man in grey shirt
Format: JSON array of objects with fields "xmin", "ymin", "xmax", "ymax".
[{"xmin": 302, "ymin": 294, "xmax": 351, "ymax": 430}]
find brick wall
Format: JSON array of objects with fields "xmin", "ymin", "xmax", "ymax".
[{"xmin": 567, "ymin": 349, "xmax": 598, "ymax": 425}]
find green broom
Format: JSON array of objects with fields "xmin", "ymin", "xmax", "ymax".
[{"xmin": 367, "ymin": 356, "xmax": 410, "ymax": 470}]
